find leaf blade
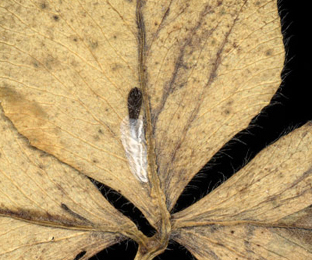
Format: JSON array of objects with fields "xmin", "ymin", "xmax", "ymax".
[
  {"xmin": 174, "ymin": 219, "xmax": 312, "ymax": 260},
  {"xmin": 0, "ymin": 108, "xmax": 139, "ymax": 258},
  {"xmin": 0, "ymin": 217, "xmax": 123, "ymax": 260},
  {"xmin": 145, "ymin": 0, "xmax": 285, "ymax": 209},
  {"xmin": 0, "ymin": 0, "xmax": 164, "ymax": 228},
  {"xmin": 172, "ymin": 123, "xmax": 312, "ymax": 259}
]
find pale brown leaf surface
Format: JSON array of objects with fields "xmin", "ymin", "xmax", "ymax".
[
  {"xmin": 174, "ymin": 218, "xmax": 312, "ymax": 260},
  {"xmin": 0, "ymin": 0, "xmax": 284, "ymax": 222},
  {"xmin": 144, "ymin": 0, "xmax": 284, "ymax": 209},
  {"xmin": 172, "ymin": 123, "xmax": 312, "ymax": 259},
  {"xmin": 0, "ymin": 0, "xmax": 165, "ymax": 229},
  {"xmin": 1, "ymin": 0, "xmax": 309, "ymax": 259},
  {"xmin": 0, "ymin": 218, "xmax": 120, "ymax": 260},
  {"xmin": 0, "ymin": 109, "xmax": 137, "ymax": 259}
]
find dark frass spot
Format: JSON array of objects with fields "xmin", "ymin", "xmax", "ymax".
[
  {"xmin": 40, "ymin": 2, "xmax": 47, "ymax": 9},
  {"xmin": 74, "ymin": 251, "xmax": 86, "ymax": 260},
  {"xmin": 53, "ymin": 15, "xmax": 59, "ymax": 21},
  {"xmin": 127, "ymin": 87, "xmax": 142, "ymax": 120}
]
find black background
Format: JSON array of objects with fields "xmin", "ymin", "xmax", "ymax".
[{"xmin": 90, "ymin": 0, "xmax": 311, "ymax": 259}]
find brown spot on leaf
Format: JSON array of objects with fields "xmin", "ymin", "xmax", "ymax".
[
  {"xmin": 40, "ymin": 2, "xmax": 48, "ymax": 9},
  {"xmin": 53, "ymin": 15, "xmax": 59, "ymax": 21},
  {"xmin": 0, "ymin": 85, "xmax": 64, "ymax": 156},
  {"xmin": 33, "ymin": 61, "xmax": 39, "ymax": 68},
  {"xmin": 0, "ymin": 86, "xmax": 48, "ymax": 125},
  {"xmin": 111, "ymin": 63, "xmax": 122, "ymax": 71},
  {"xmin": 227, "ymin": 100, "xmax": 234, "ymax": 106},
  {"xmin": 93, "ymin": 135, "xmax": 100, "ymax": 141},
  {"xmin": 265, "ymin": 49, "xmax": 273, "ymax": 56},
  {"xmin": 89, "ymin": 39, "xmax": 99, "ymax": 49},
  {"xmin": 224, "ymin": 109, "xmax": 230, "ymax": 115},
  {"xmin": 209, "ymin": 225, "xmax": 219, "ymax": 233},
  {"xmin": 56, "ymin": 184, "xmax": 66, "ymax": 194},
  {"xmin": 45, "ymin": 54, "xmax": 60, "ymax": 70},
  {"xmin": 301, "ymin": 131, "xmax": 308, "ymax": 138}
]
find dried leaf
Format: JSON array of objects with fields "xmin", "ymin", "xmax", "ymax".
[
  {"xmin": 0, "ymin": 0, "xmax": 165, "ymax": 229},
  {"xmin": 145, "ymin": 0, "xmax": 284, "ymax": 210},
  {"xmin": 0, "ymin": 218, "xmax": 120, "ymax": 260},
  {"xmin": 1, "ymin": 0, "xmax": 309, "ymax": 259},
  {"xmin": 0, "ymin": 110, "xmax": 139, "ymax": 259},
  {"xmin": 172, "ymin": 123, "xmax": 312, "ymax": 259}
]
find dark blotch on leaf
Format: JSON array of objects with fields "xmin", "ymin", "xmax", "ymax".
[
  {"xmin": 74, "ymin": 251, "xmax": 86, "ymax": 260},
  {"xmin": 61, "ymin": 203, "xmax": 69, "ymax": 211},
  {"xmin": 53, "ymin": 15, "xmax": 59, "ymax": 21},
  {"xmin": 127, "ymin": 87, "xmax": 142, "ymax": 120}
]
